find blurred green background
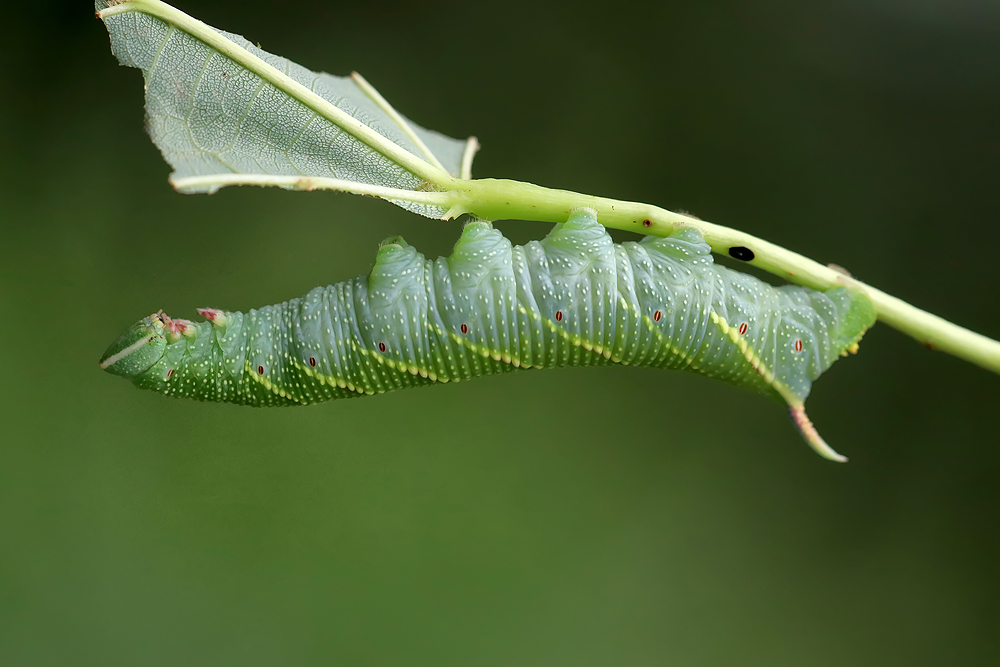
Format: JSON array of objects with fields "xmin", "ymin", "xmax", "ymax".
[{"xmin": 2, "ymin": 0, "xmax": 998, "ymax": 664}]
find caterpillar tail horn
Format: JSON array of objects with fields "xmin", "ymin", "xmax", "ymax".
[{"xmin": 789, "ymin": 403, "xmax": 848, "ymax": 463}]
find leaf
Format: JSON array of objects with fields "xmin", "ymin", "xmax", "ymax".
[{"xmin": 96, "ymin": 0, "xmax": 476, "ymax": 218}]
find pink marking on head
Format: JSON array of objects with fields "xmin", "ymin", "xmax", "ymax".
[
  {"xmin": 164, "ymin": 318, "xmax": 195, "ymax": 337},
  {"xmin": 158, "ymin": 313, "xmax": 179, "ymax": 337},
  {"xmin": 198, "ymin": 308, "xmax": 223, "ymax": 322}
]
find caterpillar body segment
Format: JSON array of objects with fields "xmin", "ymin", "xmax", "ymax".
[{"xmin": 100, "ymin": 209, "xmax": 875, "ymax": 459}]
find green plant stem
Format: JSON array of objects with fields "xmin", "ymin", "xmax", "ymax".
[
  {"xmin": 176, "ymin": 172, "xmax": 1000, "ymax": 374},
  {"xmin": 100, "ymin": 0, "xmax": 1000, "ymax": 377},
  {"xmin": 449, "ymin": 178, "xmax": 1000, "ymax": 375}
]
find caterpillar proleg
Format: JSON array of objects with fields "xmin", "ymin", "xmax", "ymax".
[{"xmin": 101, "ymin": 209, "xmax": 875, "ymax": 461}]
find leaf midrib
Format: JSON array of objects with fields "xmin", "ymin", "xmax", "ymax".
[{"xmin": 100, "ymin": 0, "xmax": 451, "ymax": 187}]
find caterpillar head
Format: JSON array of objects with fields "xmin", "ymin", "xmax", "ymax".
[{"xmin": 99, "ymin": 313, "xmax": 168, "ymax": 377}]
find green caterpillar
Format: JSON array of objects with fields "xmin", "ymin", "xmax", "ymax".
[{"xmin": 100, "ymin": 209, "xmax": 875, "ymax": 461}]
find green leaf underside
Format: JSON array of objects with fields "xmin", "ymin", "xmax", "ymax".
[{"xmin": 97, "ymin": 0, "xmax": 468, "ymax": 218}]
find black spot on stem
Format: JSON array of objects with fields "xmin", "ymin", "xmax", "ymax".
[{"xmin": 728, "ymin": 246, "xmax": 755, "ymax": 261}]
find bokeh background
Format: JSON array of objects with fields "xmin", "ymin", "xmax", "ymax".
[{"xmin": 2, "ymin": 0, "xmax": 998, "ymax": 664}]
